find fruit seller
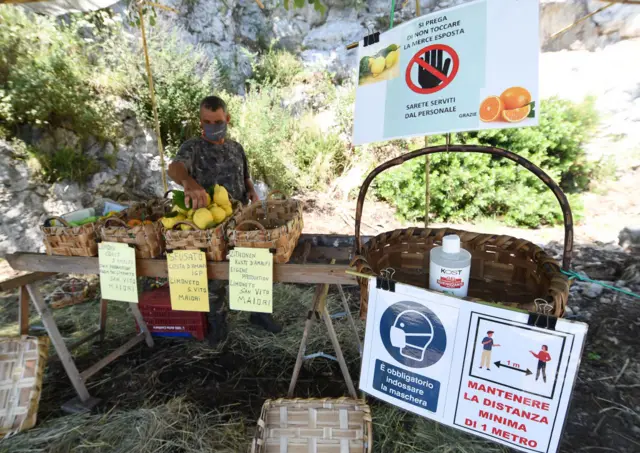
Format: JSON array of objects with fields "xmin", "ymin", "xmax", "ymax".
[{"xmin": 168, "ymin": 95, "xmax": 282, "ymax": 344}]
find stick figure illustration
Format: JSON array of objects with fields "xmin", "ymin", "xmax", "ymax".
[
  {"xmin": 479, "ymin": 331, "xmax": 500, "ymax": 371},
  {"xmin": 530, "ymin": 345, "xmax": 552, "ymax": 383}
]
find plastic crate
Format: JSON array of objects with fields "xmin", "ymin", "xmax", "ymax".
[{"xmin": 137, "ymin": 286, "xmax": 208, "ymax": 340}]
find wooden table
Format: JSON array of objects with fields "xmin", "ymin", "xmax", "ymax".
[{"xmin": 1, "ymin": 234, "xmax": 366, "ymax": 411}]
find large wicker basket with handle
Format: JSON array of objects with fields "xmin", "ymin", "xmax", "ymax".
[
  {"xmin": 351, "ymin": 145, "xmax": 573, "ymax": 318},
  {"xmin": 227, "ymin": 191, "xmax": 303, "ymax": 264},
  {"xmin": 251, "ymin": 398, "xmax": 372, "ymax": 453}
]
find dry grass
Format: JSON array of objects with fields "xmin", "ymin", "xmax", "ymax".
[{"xmin": 0, "ymin": 279, "xmax": 506, "ymax": 452}]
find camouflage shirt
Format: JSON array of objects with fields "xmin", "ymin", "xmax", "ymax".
[{"xmin": 173, "ymin": 137, "xmax": 250, "ymax": 204}]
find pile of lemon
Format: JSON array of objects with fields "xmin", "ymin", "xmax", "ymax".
[{"xmin": 161, "ymin": 185, "xmax": 234, "ymax": 231}]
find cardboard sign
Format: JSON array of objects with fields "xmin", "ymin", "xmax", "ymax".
[
  {"xmin": 360, "ymin": 280, "xmax": 587, "ymax": 453},
  {"xmin": 229, "ymin": 248, "xmax": 273, "ymax": 313},
  {"xmin": 353, "ymin": 0, "xmax": 539, "ymax": 145},
  {"xmin": 167, "ymin": 250, "xmax": 209, "ymax": 312},
  {"xmin": 98, "ymin": 242, "xmax": 138, "ymax": 303}
]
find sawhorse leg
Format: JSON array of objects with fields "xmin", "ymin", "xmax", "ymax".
[
  {"xmin": 288, "ymin": 281, "xmax": 357, "ymax": 399},
  {"xmin": 25, "ymin": 283, "xmax": 98, "ymax": 411},
  {"xmin": 19, "ymin": 286, "xmax": 30, "ymax": 336}
]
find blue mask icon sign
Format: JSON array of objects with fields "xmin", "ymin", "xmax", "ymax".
[{"xmin": 380, "ymin": 301, "xmax": 447, "ymax": 368}]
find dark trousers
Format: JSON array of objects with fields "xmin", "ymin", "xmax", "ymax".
[
  {"xmin": 208, "ymin": 280, "xmax": 228, "ymax": 340},
  {"xmin": 536, "ymin": 361, "xmax": 547, "ymax": 382}
]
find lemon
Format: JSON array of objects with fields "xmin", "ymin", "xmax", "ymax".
[
  {"xmin": 208, "ymin": 206, "xmax": 226, "ymax": 225},
  {"xmin": 187, "ymin": 209, "xmax": 194, "ymax": 219},
  {"xmin": 180, "ymin": 223, "xmax": 193, "ymax": 231},
  {"xmin": 370, "ymin": 56, "xmax": 385, "ymax": 77},
  {"xmin": 385, "ymin": 50, "xmax": 398, "ymax": 69},
  {"xmin": 193, "ymin": 208, "xmax": 214, "ymax": 230},
  {"xmin": 222, "ymin": 203, "xmax": 233, "ymax": 217},
  {"xmin": 172, "ymin": 204, "xmax": 188, "ymax": 215},
  {"xmin": 160, "ymin": 214, "xmax": 185, "ymax": 230},
  {"xmin": 213, "ymin": 184, "xmax": 230, "ymax": 206}
]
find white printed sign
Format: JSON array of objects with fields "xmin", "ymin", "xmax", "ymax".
[
  {"xmin": 360, "ymin": 280, "xmax": 587, "ymax": 453},
  {"xmin": 353, "ymin": 0, "xmax": 539, "ymax": 145}
]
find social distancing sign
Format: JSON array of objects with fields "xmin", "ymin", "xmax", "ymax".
[{"xmin": 360, "ymin": 280, "xmax": 587, "ymax": 453}]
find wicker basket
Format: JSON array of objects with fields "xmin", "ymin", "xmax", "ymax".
[
  {"xmin": 228, "ymin": 191, "xmax": 303, "ymax": 264},
  {"xmin": 162, "ymin": 201, "xmax": 240, "ymax": 261},
  {"xmin": 46, "ymin": 278, "xmax": 89, "ymax": 309},
  {"xmin": 251, "ymin": 398, "xmax": 372, "ymax": 453},
  {"xmin": 100, "ymin": 216, "xmax": 165, "ymax": 259},
  {"xmin": 41, "ymin": 216, "xmax": 99, "ymax": 257},
  {"xmin": 0, "ymin": 336, "xmax": 49, "ymax": 438},
  {"xmin": 351, "ymin": 145, "xmax": 574, "ymax": 318}
]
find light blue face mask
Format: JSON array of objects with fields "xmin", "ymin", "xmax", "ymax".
[{"xmin": 203, "ymin": 122, "xmax": 227, "ymax": 142}]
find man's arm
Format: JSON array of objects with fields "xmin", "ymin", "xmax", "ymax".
[
  {"xmin": 168, "ymin": 161, "xmax": 208, "ymax": 209},
  {"xmin": 240, "ymin": 146, "xmax": 259, "ymax": 203},
  {"xmin": 245, "ymin": 178, "xmax": 259, "ymax": 204},
  {"xmin": 482, "ymin": 339, "xmax": 492, "ymax": 345}
]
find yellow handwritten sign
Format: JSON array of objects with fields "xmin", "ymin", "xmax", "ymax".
[
  {"xmin": 167, "ymin": 250, "xmax": 209, "ymax": 312},
  {"xmin": 229, "ymin": 248, "xmax": 273, "ymax": 313},
  {"xmin": 98, "ymin": 242, "xmax": 138, "ymax": 303}
]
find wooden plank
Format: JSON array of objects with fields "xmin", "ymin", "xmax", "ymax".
[
  {"xmin": 25, "ymin": 283, "xmax": 92, "ymax": 402},
  {"xmin": 128, "ymin": 303, "xmax": 154, "ymax": 348},
  {"xmin": 80, "ymin": 334, "xmax": 144, "ymax": 381},
  {"xmin": 6, "ymin": 253, "xmax": 358, "ymax": 285},
  {"xmin": 0, "ymin": 271, "xmax": 55, "ymax": 292},
  {"xmin": 19, "ymin": 286, "xmax": 30, "ymax": 335}
]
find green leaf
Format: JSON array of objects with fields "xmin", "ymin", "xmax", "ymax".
[
  {"xmin": 171, "ymin": 190, "xmax": 188, "ymax": 210},
  {"xmin": 294, "ymin": 0, "xmax": 305, "ymax": 8},
  {"xmin": 314, "ymin": 0, "xmax": 326, "ymax": 13},
  {"xmin": 284, "ymin": 0, "xmax": 290, "ymax": 9}
]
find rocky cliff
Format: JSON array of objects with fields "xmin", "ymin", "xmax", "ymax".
[{"xmin": 0, "ymin": 0, "xmax": 638, "ymax": 255}]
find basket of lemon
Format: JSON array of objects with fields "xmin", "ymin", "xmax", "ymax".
[
  {"xmin": 162, "ymin": 184, "xmax": 239, "ymax": 261},
  {"xmin": 100, "ymin": 202, "xmax": 167, "ymax": 259}
]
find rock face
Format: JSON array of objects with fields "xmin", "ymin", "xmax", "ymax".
[
  {"xmin": 0, "ymin": 108, "xmax": 167, "ymax": 256},
  {"xmin": 154, "ymin": 0, "xmax": 640, "ymax": 87}
]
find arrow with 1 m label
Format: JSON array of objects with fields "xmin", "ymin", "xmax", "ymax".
[{"xmin": 494, "ymin": 360, "xmax": 532, "ymax": 376}]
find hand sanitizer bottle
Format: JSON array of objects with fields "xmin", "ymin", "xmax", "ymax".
[{"xmin": 429, "ymin": 234, "xmax": 471, "ymax": 297}]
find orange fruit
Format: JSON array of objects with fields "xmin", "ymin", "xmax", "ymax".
[
  {"xmin": 500, "ymin": 87, "xmax": 531, "ymax": 110},
  {"xmin": 479, "ymin": 96, "xmax": 503, "ymax": 122},
  {"xmin": 502, "ymin": 105, "xmax": 531, "ymax": 123},
  {"xmin": 127, "ymin": 219, "xmax": 142, "ymax": 227}
]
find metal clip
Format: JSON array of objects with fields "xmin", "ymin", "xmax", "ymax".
[{"xmin": 528, "ymin": 298, "xmax": 557, "ymax": 330}]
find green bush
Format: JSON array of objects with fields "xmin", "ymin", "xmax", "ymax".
[
  {"xmin": 225, "ymin": 88, "xmax": 344, "ymax": 193},
  {"xmin": 0, "ymin": 7, "xmax": 119, "ymax": 142},
  {"xmin": 247, "ymin": 45, "xmax": 303, "ymax": 89},
  {"xmin": 30, "ymin": 146, "xmax": 100, "ymax": 183},
  {"xmin": 123, "ymin": 31, "xmax": 220, "ymax": 157},
  {"xmin": 375, "ymin": 98, "xmax": 597, "ymax": 227}
]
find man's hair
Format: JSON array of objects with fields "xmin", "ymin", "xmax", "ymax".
[
  {"xmin": 542, "ymin": 345, "xmax": 548, "ymax": 350},
  {"xmin": 200, "ymin": 96, "xmax": 227, "ymax": 113},
  {"xmin": 487, "ymin": 331, "xmax": 494, "ymax": 335}
]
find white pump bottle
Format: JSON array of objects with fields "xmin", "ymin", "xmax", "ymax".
[{"xmin": 429, "ymin": 234, "xmax": 471, "ymax": 298}]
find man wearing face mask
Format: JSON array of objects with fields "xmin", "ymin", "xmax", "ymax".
[{"xmin": 168, "ymin": 96, "xmax": 282, "ymax": 344}]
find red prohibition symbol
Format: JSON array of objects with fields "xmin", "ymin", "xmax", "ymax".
[{"xmin": 405, "ymin": 44, "xmax": 460, "ymax": 95}]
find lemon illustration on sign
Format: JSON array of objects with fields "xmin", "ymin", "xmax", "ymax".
[
  {"xmin": 193, "ymin": 208, "xmax": 214, "ymax": 229},
  {"xmin": 385, "ymin": 50, "xmax": 399, "ymax": 69},
  {"xmin": 370, "ymin": 56, "xmax": 386, "ymax": 77},
  {"xmin": 213, "ymin": 185, "xmax": 230, "ymax": 206}
]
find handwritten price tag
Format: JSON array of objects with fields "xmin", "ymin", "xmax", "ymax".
[
  {"xmin": 167, "ymin": 250, "xmax": 209, "ymax": 312},
  {"xmin": 99, "ymin": 242, "xmax": 138, "ymax": 303},
  {"xmin": 229, "ymin": 248, "xmax": 273, "ymax": 313}
]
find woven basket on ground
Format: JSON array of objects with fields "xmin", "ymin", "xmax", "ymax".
[
  {"xmin": 351, "ymin": 145, "xmax": 574, "ymax": 319},
  {"xmin": 100, "ymin": 216, "xmax": 165, "ymax": 259},
  {"xmin": 0, "ymin": 336, "xmax": 49, "ymax": 438},
  {"xmin": 163, "ymin": 202, "xmax": 241, "ymax": 261},
  {"xmin": 41, "ymin": 216, "xmax": 99, "ymax": 257},
  {"xmin": 228, "ymin": 191, "xmax": 303, "ymax": 264},
  {"xmin": 251, "ymin": 398, "xmax": 372, "ymax": 453}
]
